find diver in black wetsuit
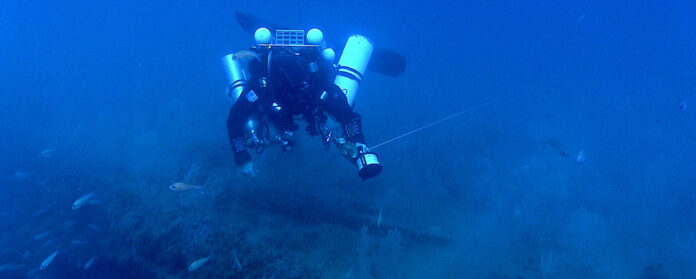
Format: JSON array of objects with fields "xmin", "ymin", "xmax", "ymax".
[{"xmin": 224, "ymin": 28, "xmax": 382, "ymax": 179}]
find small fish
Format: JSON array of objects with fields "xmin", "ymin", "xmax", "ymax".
[
  {"xmin": 345, "ymin": 266, "xmax": 354, "ymax": 279},
  {"xmin": 88, "ymin": 224, "xmax": 103, "ymax": 232},
  {"xmin": 41, "ymin": 239, "xmax": 54, "ymax": 249},
  {"xmin": 232, "ymin": 250, "xmax": 242, "ymax": 271},
  {"xmin": 40, "ymin": 250, "xmax": 58, "ymax": 270},
  {"xmin": 679, "ymin": 100, "xmax": 687, "ymax": 111},
  {"xmin": 27, "ymin": 268, "xmax": 40, "ymax": 277},
  {"xmin": 11, "ymin": 169, "xmax": 31, "ymax": 181},
  {"xmin": 33, "ymin": 208, "xmax": 49, "ymax": 217},
  {"xmin": 23, "ymin": 250, "xmax": 30, "ymax": 260},
  {"xmin": 72, "ymin": 193, "xmax": 94, "ymax": 210},
  {"xmin": 84, "ymin": 257, "xmax": 95, "ymax": 269},
  {"xmin": 37, "ymin": 177, "xmax": 50, "ymax": 185},
  {"xmin": 33, "ymin": 231, "xmax": 50, "ymax": 241},
  {"xmin": 547, "ymin": 139, "xmax": 570, "ymax": 158},
  {"xmin": 0, "ymin": 263, "xmax": 23, "ymax": 272},
  {"xmin": 377, "ymin": 208, "xmax": 383, "ymax": 228},
  {"xmin": 70, "ymin": 240, "xmax": 88, "ymax": 246},
  {"xmin": 233, "ymin": 50, "xmax": 262, "ymax": 62},
  {"xmin": 169, "ymin": 182, "xmax": 203, "ymax": 192},
  {"xmin": 188, "ymin": 253, "xmax": 212, "ymax": 271},
  {"xmin": 575, "ymin": 13, "xmax": 586, "ymax": 24},
  {"xmin": 575, "ymin": 149, "xmax": 586, "ymax": 164},
  {"xmin": 39, "ymin": 149, "xmax": 56, "ymax": 157}
]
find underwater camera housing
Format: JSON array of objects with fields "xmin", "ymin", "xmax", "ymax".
[{"xmin": 356, "ymin": 149, "xmax": 382, "ymax": 179}]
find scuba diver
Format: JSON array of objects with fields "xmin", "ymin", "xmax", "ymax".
[{"xmin": 223, "ymin": 27, "xmax": 387, "ymax": 179}]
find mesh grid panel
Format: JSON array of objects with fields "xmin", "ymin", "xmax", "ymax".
[{"xmin": 275, "ymin": 30, "xmax": 305, "ymax": 45}]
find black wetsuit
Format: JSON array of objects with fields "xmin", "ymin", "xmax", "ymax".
[{"xmin": 226, "ymin": 47, "xmax": 366, "ymax": 165}]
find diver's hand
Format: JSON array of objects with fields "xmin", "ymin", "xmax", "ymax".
[
  {"xmin": 354, "ymin": 142, "xmax": 368, "ymax": 153},
  {"xmin": 239, "ymin": 161, "xmax": 258, "ymax": 178}
]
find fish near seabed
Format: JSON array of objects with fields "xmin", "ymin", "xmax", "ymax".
[
  {"xmin": 188, "ymin": 253, "xmax": 212, "ymax": 271},
  {"xmin": 547, "ymin": 139, "xmax": 570, "ymax": 158},
  {"xmin": 377, "ymin": 208, "xmax": 383, "ymax": 228},
  {"xmin": 70, "ymin": 240, "xmax": 87, "ymax": 246},
  {"xmin": 72, "ymin": 193, "xmax": 95, "ymax": 210},
  {"xmin": 575, "ymin": 13, "xmax": 586, "ymax": 24},
  {"xmin": 39, "ymin": 149, "xmax": 56, "ymax": 157},
  {"xmin": 232, "ymin": 250, "xmax": 242, "ymax": 271},
  {"xmin": 11, "ymin": 169, "xmax": 31, "ymax": 181},
  {"xmin": 84, "ymin": 257, "xmax": 95, "ymax": 269},
  {"xmin": 33, "ymin": 231, "xmax": 50, "ymax": 241},
  {"xmin": 169, "ymin": 182, "xmax": 203, "ymax": 192},
  {"xmin": 88, "ymin": 224, "xmax": 103, "ymax": 232},
  {"xmin": 40, "ymin": 250, "xmax": 58, "ymax": 270},
  {"xmin": 41, "ymin": 239, "xmax": 54, "ymax": 248},
  {"xmin": 0, "ymin": 264, "xmax": 24, "ymax": 272}
]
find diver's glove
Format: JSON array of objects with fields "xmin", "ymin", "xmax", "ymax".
[
  {"xmin": 231, "ymin": 136, "xmax": 256, "ymax": 177},
  {"xmin": 234, "ymin": 150, "xmax": 251, "ymax": 165},
  {"xmin": 280, "ymin": 130, "xmax": 295, "ymax": 151},
  {"xmin": 232, "ymin": 136, "xmax": 252, "ymax": 164},
  {"xmin": 239, "ymin": 161, "xmax": 258, "ymax": 178},
  {"xmin": 234, "ymin": 151, "xmax": 258, "ymax": 178}
]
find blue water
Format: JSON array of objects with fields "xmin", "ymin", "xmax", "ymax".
[{"xmin": 1, "ymin": 0, "xmax": 695, "ymax": 278}]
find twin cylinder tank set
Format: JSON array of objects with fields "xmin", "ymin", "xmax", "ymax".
[{"xmin": 221, "ymin": 28, "xmax": 381, "ymax": 176}]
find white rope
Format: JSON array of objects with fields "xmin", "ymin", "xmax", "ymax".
[{"xmin": 369, "ymin": 95, "xmax": 509, "ymax": 150}]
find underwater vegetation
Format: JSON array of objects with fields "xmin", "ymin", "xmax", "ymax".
[
  {"xmin": 2, "ymin": 122, "xmax": 694, "ymax": 278},
  {"xmin": 0, "ymin": 150, "xmax": 450, "ymax": 279}
]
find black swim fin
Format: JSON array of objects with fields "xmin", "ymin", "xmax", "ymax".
[
  {"xmin": 369, "ymin": 47, "xmax": 406, "ymax": 77},
  {"xmin": 234, "ymin": 11, "xmax": 286, "ymax": 35},
  {"xmin": 234, "ymin": 11, "xmax": 406, "ymax": 77}
]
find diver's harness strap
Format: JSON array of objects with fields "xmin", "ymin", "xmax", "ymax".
[
  {"xmin": 226, "ymin": 79, "xmax": 247, "ymax": 100},
  {"xmin": 335, "ymin": 65, "xmax": 363, "ymax": 85},
  {"xmin": 262, "ymin": 47, "xmax": 324, "ymax": 107}
]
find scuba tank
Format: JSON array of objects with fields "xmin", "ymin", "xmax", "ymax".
[
  {"xmin": 221, "ymin": 54, "xmax": 248, "ymax": 105},
  {"xmin": 334, "ymin": 35, "xmax": 374, "ymax": 107}
]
